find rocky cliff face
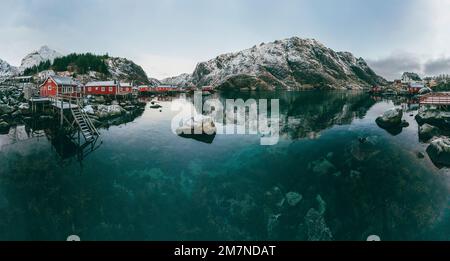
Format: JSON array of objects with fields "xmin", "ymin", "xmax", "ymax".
[
  {"xmin": 106, "ymin": 57, "xmax": 150, "ymax": 84},
  {"xmin": 187, "ymin": 37, "xmax": 386, "ymax": 91},
  {"xmin": 0, "ymin": 59, "xmax": 18, "ymax": 77}
]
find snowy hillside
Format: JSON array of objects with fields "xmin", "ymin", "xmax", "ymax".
[
  {"xmin": 161, "ymin": 73, "xmax": 192, "ymax": 87},
  {"xmin": 19, "ymin": 46, "xmax": 62, "ymax": 73},
  {"xmin": 188, "ymin": 37, "xmax": 386, "ymax": 90},
  {"xmin": 0, "ymin": 59, "xmax": 18, "ymax": 77}
]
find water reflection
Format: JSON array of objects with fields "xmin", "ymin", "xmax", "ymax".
[{"xmin": 0, "ymin": 91, "xmax": 448, "ymax": 241}]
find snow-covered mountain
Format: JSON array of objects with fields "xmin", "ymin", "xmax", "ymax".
[
  {"xmin": 0, "ymin": 59, "xmax": 18, "ymax": 77},
  {"xmin": 19, "ymin": 46, "xmax": 62, "ymax": 73},
  {"xmin": 161, "ymin": 73, "xmax": 192, "ymax": 87},
  {"xmin": 187, "ymin": 37, "xmax": 386, "ymax": 90}
]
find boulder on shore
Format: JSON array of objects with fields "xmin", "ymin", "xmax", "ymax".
[
  {"xmin": 376, "ymin": 108, "xmax": 403, "ymax": 128},
  {"xmin": 95, "ymin": 105, "xmax": 126, "ymax": 119},
  {"xmin": 426, "ymin": 137, "xmax": 450, "ymax": 167},
  {"xmin": 0, "ymin": 104, "xmax": 14, "ymax": 115},
  {"xmin": 176, "ymin": 116, "xmax": 217, "ymax": 136},
  {"xmin": 419, "ymin": 123, "xmax": 440, "ymax": 141},
  {"xmin": 415, "ymin": 109, "xmax": 450, "ymax": 128}
]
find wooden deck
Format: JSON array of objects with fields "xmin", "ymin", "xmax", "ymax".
[{"xmin": 419, "ymin": 92, "xmax": 450, "ymax": 106}]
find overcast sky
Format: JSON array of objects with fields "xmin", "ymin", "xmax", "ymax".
[{"xmin": 1, "ymin": 0, "xmax": 450, "ymax": 80}]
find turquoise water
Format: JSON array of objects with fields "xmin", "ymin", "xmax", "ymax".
[{"xmin": 0, "ymin": 91, "xmax": 449, "ymax": 241}]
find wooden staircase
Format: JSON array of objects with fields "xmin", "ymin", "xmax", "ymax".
[{"xmin": 71, "ymin": 106, "xmax": 99, "ymax": 142}]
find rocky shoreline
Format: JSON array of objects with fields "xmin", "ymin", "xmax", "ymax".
[
  {"xmin": 377, "ymin": 104, "xmax": 450, "ymax": 167},
  {"xmin": 0, "ymin": 85, "xmax": 147, "ymax": 134}
]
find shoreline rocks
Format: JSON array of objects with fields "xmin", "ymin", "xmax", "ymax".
[
  {"xmin": 415, "ymin": 109, "xmax": 450, "ymax": 129},
  {"xmin": 419, "ymin": 123, "xmax": 440, "ymax": 142},
  {"xmin": 426, "ymin": 137, "xmax": 450, "ymax": 167}
]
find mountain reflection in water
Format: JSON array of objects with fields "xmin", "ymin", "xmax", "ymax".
[{"xmin": 0, "ymin": 91, "xmax": 448, "ymax": 241}]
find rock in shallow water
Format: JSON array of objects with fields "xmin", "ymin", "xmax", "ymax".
[
  {"xmin": 376, "ymin": 108, "xmax": 403, "ymax": 128},
  {"xmin": 427, "ymin": 137, "xmax": 450, "ymax": 167},
  {"xmin": 419, "ymin": 123, "xmax": 440, "ymax": 141},
  {"xmin": 96, "ymin": 105, "xmax": 125, "ymax": 119},
  {"xmin": 310, "ymin": 158, "xmax": 337, "ymax": 175},
  {"xmin": 416, "ymin": 109, "xmax": 450, "ymax": 128}
]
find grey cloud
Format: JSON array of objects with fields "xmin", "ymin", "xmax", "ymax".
[
  {"xmin": 367, "ymin": 53, "xmax": 450, "ymax": 80},
  {"xmin": 424, "ymin": 58, "xmax": 450, "ymax": 76},
  {"xmin": 366, "ymin": 53, "xmax": 422, "ymax": 81}
]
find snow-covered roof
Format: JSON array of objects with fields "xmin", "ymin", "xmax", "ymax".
[
  {"xmin": 409, "ymin": 82, "xmax": 424, "ymax": 88},
  {"xmin": 85, "ymin": 81, "xmax": 117, "ymax": 87},
  {"xmin": 50, "ymin": 75, "xmax": 78, "ymax": 86},
  {"xmin": 119, "ymin": 82, "xmax": 132, "ymax": 87},
  {"xmin": 157, "ymin": 85, "xmax": 178, "ymax": 88}
]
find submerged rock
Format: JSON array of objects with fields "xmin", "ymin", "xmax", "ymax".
[
  {"xmin": 350, "ymin": 136, "xmax": 381, "ymax": 161},
  {"xmin": 376, "ymin": 108, "xmax": 403, "ymax": 128},
  {"xmin": 267, "ymin": 214, "xmax": 282, "ymax": 239},
  {"xmin": 303, "ymin": 208, "xmax": 333, "ymax": 241},
  {"xmin": 419, "ymin": 123, "xmax": 440, "ymax": 142},
  {"xmin": 427, "ymin": 137, "xmax": 450, "ymax": 167},
  {"xmin": 286, "ymin": 192, "xmax": 303, "ymax": 207},
  {"xmin": 310, "ymin": 158, "xmax": 337, "ymax": 175}
]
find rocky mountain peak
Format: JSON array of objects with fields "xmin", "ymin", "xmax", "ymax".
[
  {"xmin": 187, "ymin": 36, "xmax": 387, "ymax": 90},
  {"xmin": 19, "ymin": 46, "xmax": 62, "ymax": 73}
]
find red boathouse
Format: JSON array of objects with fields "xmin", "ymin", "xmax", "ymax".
[
  {"xmin": 154, "ymin": 85, "xmax": 178, "ymax": 92},
  {"xmin": 138, "ymin": 85, "xmax": 151, "ymax": 93},
  {"xmin": 85, "ymin": 81, "xmax": 118, "ymax": 95},
  {"xmin": 118, "ymin": 82, "xmax": 133, "ymax": 95},
  {"xmin": 39, "ymin": 76, "xmax": 81, "ymax": 97}
]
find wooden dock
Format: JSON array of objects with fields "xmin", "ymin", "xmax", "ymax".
[{"xmin": 419, "ymin": 92, "xmax": 450, "ymax": 106}]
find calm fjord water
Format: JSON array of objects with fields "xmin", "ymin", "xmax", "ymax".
[{"xmin": 0, "ymin": 91, "xmax": 449, "ymax": 240}]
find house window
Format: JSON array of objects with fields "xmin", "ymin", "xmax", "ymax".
[
  {"xmin": 96, "ymin": 87, "xmax": 99, "ymax": 91},
  {"xmin": 102, "ymin": 87, "xmax": 105, "ymax": 92},
  {"xmin": 88, "ymin": 87, "xmax": 92, "ymax": 92},
  {"xmin": 109, "ymin": 87, "xmax": 113, "ymax": 92},
  {"xmin": 48, "ymin": 85, "xmax": 52, "ymax": 91}
]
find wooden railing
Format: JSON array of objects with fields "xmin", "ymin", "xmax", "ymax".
[{"xmin": 420, "ymin": 92, "xmax": 450, "ymax": 105}]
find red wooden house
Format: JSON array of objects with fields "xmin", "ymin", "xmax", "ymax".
[
  {"xmin": 154, "ymin": 85, "xmax": 178, "ymax": 92},
  {"xmin": 408, "ymin": 82, "xmax": 424, "ymax": 94},
  {"xmin": 39, "ymin": 76, "xmax": 80, "ymax": 97},
  {"xmin": 118, "ymin": 82, "xmax": 133, "ymax": 95},
  {"xmin": 84, "ymin": 81, "xmax": 118, "ymax": 95},
  {"xmin": 138, "ymin": 85, "xmax": 151, "ymax": 93},
  {"xmin": 202, "ymin": 85, "xmax": 215, "ymax": 92}
]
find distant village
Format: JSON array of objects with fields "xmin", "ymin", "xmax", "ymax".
[
  {"xmin": 371, "ymin": 72, "xmax": 450, "ymax": 96},
  {"xmin": 0, "ymin": 70, "xmax": 214, "ymax": 101}
]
